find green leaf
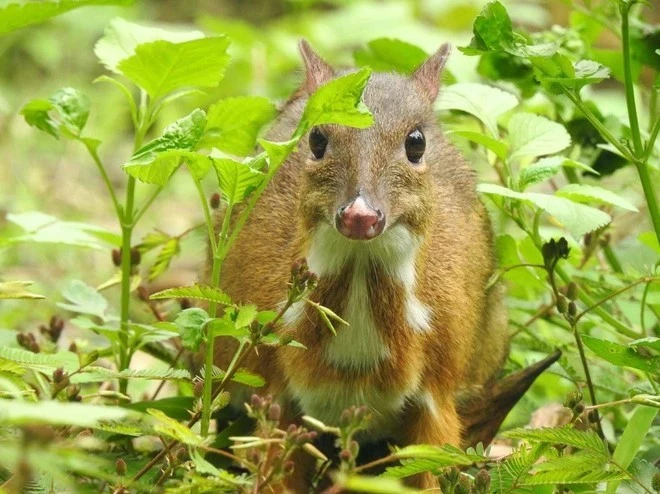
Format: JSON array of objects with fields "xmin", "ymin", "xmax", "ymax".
[
  {"xmin": 148, "ymin": 237, "xmax": 181, "ymax": 281},
  {"xmin": 507, "ymin": 113, "xmax": 571, "ymax": 162},
  {"xmin": 208, "ymin": 317, "xmax": 250, "ymax": 341},
  {"xmin": 353, "ymin": 38, "xmax": 428, "ymax": 75},
  {"xmin": 340, "ymin": 474, "xmax": 418, "ymax": 493},
  {"xmin": 0, "ymin": 0, "xmax": 133, "ymax": 35},
  {"xmin": 117, "ymin": 37, "xmax": 230, "ymax": 100},
  {"xmin": 212, "ymin": 367, "xmax": 265, "ymax": 387},
  {"xmin": 518, "ymin": 157, "xmax": 599, "ymax": 190},
  {"xmin": 437, "ymin": 82, "xmax": 518, "ymax": 137},
  {"xmin": 0, "ymin": 347, "xmax": 80, "ymax": 374},
  {"xmin": 123, "ymin": 109, "xmax": 207, "ymax": 185},
  {"xmin": 299, "ymin": 68, "xmax": 374, "ymax": 133},
  {"xmin": 478, "ymin": 183, "xmax": 611, "ymax": 237},
  {"xmin": 556, "ymin": 184, "xmax": 638, "ymax": 212},
  {"xmin": 151, "ymin": 284, "xmax": 232, "ymax": 305},
  {"xmin": 629, "ymin": 337, "xmax": 660, "ymax": 352},
  {"xmin": 123, "ymin": 396, "xmax": 195, "ymax": 421},
  {"xmin": 504, "ymin": 425, "xmax": 607, "ymax": 453},
  {"xmin": 203, "ymin": 96, "xmax": 277, "ymax": 156},
  {"xmin": 534, "ymin": 58, "xmax": 611, "ymax": 91},
  {"xmin": 0, "ymin": 399, "xmax": 141, "ymax": 428},
  {"xmin": 235, "ymin": 304, "xmax": 258, "ymax": 329},
  {"xmin": 460, "ymin": 0, "xmax": 514, "ymax": 54},
  {"xmin": 21, "ymin": 87, "xmax": 90, "ymax": 139},
  {"xmin": 5, "ymin": 211, "xmax": 119, "ymax": 250},
  {"xmin": 213, "ymin": 158, "xmax": 265, "ymax": 206},
  {"xmin": 0, "ymin": 281, "xmax": 44, "ymax": 300},
  {"xmin": 57, "ymin": 280, "xmax": 109, "ymax": 320},
  {"xmin": 148, "ymin": 408, "xmax": 203, "ymax": 446},
  {"xmin": 447, "ymin": 129, "xmax": 508, "ymax": 161},
  {"xmin": 174, "ymin": 308, "xmax": 210, "ymax": 351},
  {"xmin": 606, "ymin": 406, "xmax": 659, "ymax": 494},
  {"xmin": 94, "ymin": 18, "xmax": 204, "ymax": 73},
  {"xmin": 384, "ymin": 444, "xmax": 485, "ymax": 478},
  {"xmin": 582, "ymin": 335, "xmax": 660, "ymax": 374}
]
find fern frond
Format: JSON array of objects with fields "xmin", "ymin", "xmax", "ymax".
[{"xmin": 504, "ymin": 425, "xmax": 607, "ymax": 453}]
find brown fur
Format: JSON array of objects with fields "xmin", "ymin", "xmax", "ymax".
[{"xmin": 207, "ymin": 44, "xmax": 510, "ymax": 491}]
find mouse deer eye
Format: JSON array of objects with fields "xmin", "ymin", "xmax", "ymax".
[
  {"xmin": 309, "ymin": 127, "xmax": 328, "ymax": 160},
  {"xmin": 405, "ymin": 128, "xmax": 426, "ymax": 164}
]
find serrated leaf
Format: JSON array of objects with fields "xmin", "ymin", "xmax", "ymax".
[
  {"xmin": 0, "ymin": 0, "xmax": 133, "ymax": 35},
  {"xmin": 0, "ymin": 400, "xmax": 141, "ymax": 428},
  {"xmin": 213, "ymin": 158, "xmax": 265, "ymax": 206},
  {"xmin": 437, "ymin": 82, "xmax": 518, "ymax": 137},
  {"xmin": 174, "ymin": 308, "xmax": 210, "ymax": 351},
  {"xmin": 556, "ymin": 184, "xmax": 638, "ymax": 212},
  {"xmin": 0, "ymin": 281, "xmax": 44, "ymax": 300},
  {"xmin": 148, "ymin": 408, "xmax": 203, "ymax": 446},
  {"xmin": 0, "ymin": 347, "xmax": 80, "ymax": 374},
  {"xmin": 21, "ymin": 87, "xmax": 90, "ymax": 139},
  {"xmin": 212, "ymin": 367, "xmax": 265, "ymax": 388},
  {"xmin": 508, "ymin": 113, "xmax": 571, "ymax": 161},
  {"xmin": 353, "ymin": 38, "xmax": 428, "ymax": 74},
  {"xmin": 518, "ymin": 156, "xmax": 600, "ymax": 190},
  {"xmin": 384, "ymin": 444, "xmax": 484, "ymax": 478},
  {"xmin": 504, "ymin": 425, "xmax": 607, "ymax": 453},
  {"xmin": 235, "ymin": 304, "xmax": 258, "ymax": 329},
  {"xmin": 478, "ymin": 183, "xmax": 611, "ymax": 237},
  {"xmin": 299, "ymin": 68, "xmax": 374, "ymax": 132},
  {"xmin": 95, "ymin": 18, "xmax": 204, "ymax": 73},
  {"xmin": 203, "ymin": 96, "xmax": 277, "ymax": 156},
  {"xmin": 208, "ymin": 317, "xmax": 250, "ymax": 341},
  {"xmin": 149, "ymin": 237, "xmax": 180, "ymax": 281},
  {"xmin": 117, "ymin": 37, "xmax": 230, "ymax": 100},
  {"xmin": 151, "ymin": 284, "xmax": 232, "ymax": 307},
  {"xmin": 123, "ymin": 109, "xmax": 207, "ymax": 185},
  {"xmin": 582, "ymin": 335, "xmax": 660, "ymax": 374}
]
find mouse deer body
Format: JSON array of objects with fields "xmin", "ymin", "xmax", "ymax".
[{"xmin": 211, "ymin": 42, "xmax": 509, "ymax": 489}]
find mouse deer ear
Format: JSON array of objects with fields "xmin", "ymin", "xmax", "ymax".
[
  {"xmin": 299, "ymin": 39, "xmax": 335, "ymax": 94},
  {"xmin": 412, "ymin": 43, "xmax": 451, "ymax": 102}
]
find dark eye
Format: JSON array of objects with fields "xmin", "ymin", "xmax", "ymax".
[
  {"xmin": 405, "ymin": 128, "xmax": 426, "ymax": 163},
  {"xmin": 309, "ymin": 127, "xmax": 328, "ymax": 159}
]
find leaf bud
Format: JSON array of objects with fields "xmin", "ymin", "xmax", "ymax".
[
  {"xmin": 651, "ymin": 472, "xmax": 659, "ymax": 492},
  {"xmin": 193, "ymin": 380, "xmax": 204, "ymax": 399},
  {"xmin": 287, "ymin": 424, "xmax": 298, "ymax": 434},
  {"xmin": 474, "ymin": 469, "xmax": 491, "ymax": 493},
  {"xmin": 339, "ymin": 449, "xmax": 352, "ymax": 462},
  {"xmin": 53, "ymin": 367, "xmax": 66, "ymax": 384},
  {"xmin": 250, "ymin": 394, "xmax": 263, "ymax": 409},
  {"xmin": 568, "ymin": 301, "xmax": 577, "ymax": 317},
  {"xmin": 563, "ymin": 390, "xmax": 583, "ymax": 409},
  {"xmin": 557, "ymin": 237, "xmax": 570, "ymax": 259},
  {"xmin": 566, "ymin": 282, "xmax": 578, "ymax": 301},
  {"xmin": 587, "ymin": 410, "xmax": 599, "ymax": 423},
  {"xmin": 267, "ymin": 403, "xmax": 281, "ymax": 422},
  {"xmin": 210, "ymin": 192, "xmax": 221, "ymax": 209},
  {"xmin": 66, "ymin": 385, "xmax": 81, "ymax": 401},
  {"xmin": 541, "ymin": 239, "xmax": 556, "ymax": 265},
  {"xmin": 112, "ymin": 248, "xmax": 121, "ymax": 267},
  {"xmin": 574, "ymin": 403, "xmax": 585, "ymax": 414},
  {"xmin": 279, "ymin": 334, "xmax": 293, "ymax": 346},
  {"xmin": 444, "ymin": 466, "xmax": 460, "ymax": 485},
  {"xmin": 68, "ymin": 342, "xmax": 78, "ymax": 353},
  {"xmin": 115, "ymin": 458, "xmax": 127, "ymax": 476},
  {"xmin": 130, "ymin": 247, "xmax": 141, "ymax": 266},
  {"xmin": 455, "ymin": 475, "xmax": 471, "ymax": 494},
  {"xmin": 556, "ymin": 295, "xmax": 568, "ymax": 314},
  {"xmin": 348, "ymin": 440, "xmax": 359, "ymax": 458}
]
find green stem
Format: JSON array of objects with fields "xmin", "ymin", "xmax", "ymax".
[
  {"xmin": 132, "ymin": 186, "xmax": 164, "ymax": 226},
  {"xmin": 83, "ymin": 140, "xmax": 122, "ymax": 219},
  {"xmin": 602, "ymin": 244, "xmax": 624, "ymax": 273},
  {"xmin": 634, "ymin": 162, "xmax": 660, "ymax": 247},
  {"xmin": 560, "ymin": 88, "xmax": 636, "ymax": 162},
  {"xmin": 620, "ymin": 1, "xmax": 643, "ymax": 157}
]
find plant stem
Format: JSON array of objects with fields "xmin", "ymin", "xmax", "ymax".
[
  {"xmin": 132, "ymin": 186, "xmax": 164, "ymax": 226},
  {"xmin": 83, "ymin": 140, "xmax": 122, "ymax": 219},
  {"xmin": 633, "ymin": 162, "xmax": 660, "ymax": 247},
  {"xmin": 619, "ymin": 1, "xmax": 643, "ymax": 158},
  {"xmin": 571, "ymin": 321, "xmax": 605, "ymax": 439}
]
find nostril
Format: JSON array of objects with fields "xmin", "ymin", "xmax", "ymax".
[{"xmin": 375, "ymin": 208, "xmax": 384, "ymax": 221}]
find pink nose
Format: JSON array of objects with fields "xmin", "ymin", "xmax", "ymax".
[{"xmin": 336, "ymin": 196, "xmax": 385, "ymax": 240}]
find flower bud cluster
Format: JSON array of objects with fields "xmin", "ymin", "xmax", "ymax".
[{"xmin": 288, "ymin": 258, "xmax": 319, "ymax": 303}]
